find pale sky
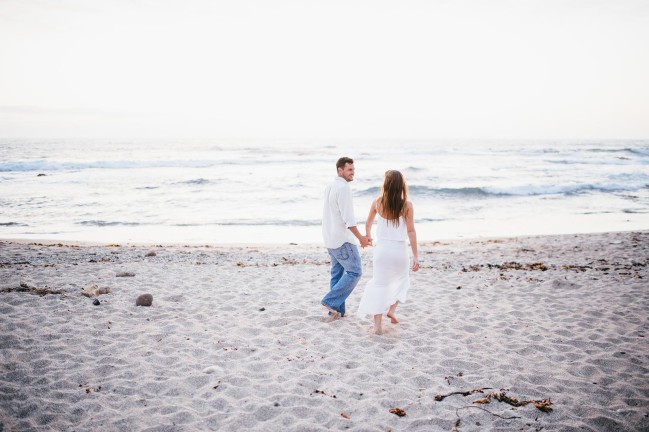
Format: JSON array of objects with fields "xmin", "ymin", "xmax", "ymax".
[{"xmin": 0, "ymin": 0, "xmax": 648, "ymax": 139}]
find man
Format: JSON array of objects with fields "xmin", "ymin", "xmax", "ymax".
[{"xmin": 321, "ymin": 157, "xmax": 371, "ymax": 319}]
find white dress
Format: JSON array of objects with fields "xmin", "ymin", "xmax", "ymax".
[{"xmin": 357, "ymin": 214, "xmax": 410, "ymax": 316}]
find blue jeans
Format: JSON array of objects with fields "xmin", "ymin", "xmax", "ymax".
[{"xmin": 322, "ymin": 242, "xmax": 362, "ymax": 317}]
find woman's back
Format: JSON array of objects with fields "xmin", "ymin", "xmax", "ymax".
[{"xmin": 376, "ymin": 213, "xmax": 407, "ymax": 241}]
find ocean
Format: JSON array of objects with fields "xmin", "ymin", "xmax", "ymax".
[{"xmin": 1, "ymin": 139, "xmax": 648, "ymax": 244}]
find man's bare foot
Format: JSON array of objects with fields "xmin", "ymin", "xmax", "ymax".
[
  {"xmin": 322, "ymin": 303, "xmax": 341, "ymax": 320},
  {"xmin": 324, "ymin": 314, "xmax": 341, "ymax": 323},
  {"xmin": 387, "ymin": 313, "xmax": 399, "ymax": 324}
]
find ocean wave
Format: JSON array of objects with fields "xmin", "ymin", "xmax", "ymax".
[
  {"xmin": 359, "ymin": 182, "xmax": 648, "ymax": 198},
  {"xmin": 76, "ymin": 220, "xmax": 141, "ymax": 227},
  {"xmin": 173, "ymin": 219, "xmax": 322, "ymax": 227},
  {"xmin": 357, "ymin": 185, "xmax": 491, "ymax": 197},
  {"xmin": 0, "ymin": 159, "xmax": 216, "ymax": 172},
  {"xmin": 174, "ymin": 178, "xmax": 211, "ymax": 185},
  {"xmin": 586, "ymin": 147, "xmax": 649, "ymax": 156},
  {"xmin": 0, "ymin": 157, "xmax": 305, "ymax": 173},
  {"xmin": 626, "ymin": 148, "xmax": 649, "ymax": 156},
  {"xmin": 486, "ymin": 183, "xmax": 649, "ymax": 196}
]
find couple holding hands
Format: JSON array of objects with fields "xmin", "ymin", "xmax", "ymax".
[{"xmin": 321, "ymin": 156, "xmax": 419, "ymax": 335}]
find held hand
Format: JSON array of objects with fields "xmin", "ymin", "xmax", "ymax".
[
  {"xmin": 359, "ymin": 236, "xmax": 371, "ymax": 248},
  {"xmin": 366, "ymin": 235, "xmax": 373, "ymax": 246},
  {"xmin": 411, "ymin": 259, "xmax": 420, "ymax": 272}
]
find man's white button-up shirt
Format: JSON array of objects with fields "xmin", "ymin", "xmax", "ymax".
[{"xmin": 322, "ymin": 176, "xmax": 358, "ymax": 249}]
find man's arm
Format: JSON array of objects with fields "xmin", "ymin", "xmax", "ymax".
[{"xmin": 337, "ymin": 186, "xmax": 369, "ymax": 247}]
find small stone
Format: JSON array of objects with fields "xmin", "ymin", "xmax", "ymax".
[
  {"xmin": 93, "ymin": 299, "xmax": 100, "ymax": 306},
  {"xmin": 116, "ymin": 272, "xmax": 136, "ymax": 277},
  {"xmin": 136, "ymin": 293, "xmax": 153, "ymax": 307},
  {"xmin": 37, "ymin": 173, "xmax": 47, "ymax": 177},
  {"xmin": 456, "ymin": 286, "xmax": 461, "ymax": 290},
  {"xmin": 145, "ymin": 251, "xmax": 157, "ymax": 257},
  {"xmin": 259, "ymin": 307, "xmax": 266, "ymax": 311},
  {"xmin": 81, "ymin": 284, "xmax": 110, "ymax": 297}
]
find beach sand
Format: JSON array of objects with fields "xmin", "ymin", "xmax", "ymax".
[{"xmin": 1, "ymin": 231, "xmax": 648, "ymax": 431}]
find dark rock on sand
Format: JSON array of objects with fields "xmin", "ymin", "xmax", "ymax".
[
  {"xmin": 116, "ymin": 271, "xmax": 136, "ymax": 277},
  {"xmin": 136, "ymin": 293, "xmax": 153, "ymax": 306},
  {"xmin": 93, "ymin": 299, "xmax": 100, "ymax": 306},
  {"xmin": 145, "ymin": 251, "xmax": 157, "ymax": 257}
]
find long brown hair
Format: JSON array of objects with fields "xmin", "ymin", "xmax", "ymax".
[{"xmin": 377, "ymin": 170, "xmax": 408, "ymax": 226}]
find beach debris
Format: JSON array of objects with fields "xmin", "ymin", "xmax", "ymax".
[
  {"xmin": 116, "ymin": 271, "xmax": 136, "ymax": 277},
  {"xmin": 93, "ymin": 299, "xmax": 100, "ymax": 306},
  {"xmin": 81, "ymin": 284, "xmax": 111, "ymax": 297},
  {"xmin": 435, "ymin": 388, "xmax": 553, "ymax": 412},
  {"xmin": 389, "ymin": 408, "xmax": 407, "ymax": 417},
  {"xmin": 37, "ymin": 173, "xmax": 47, "ymax": 176},
  {"xmin": 259, "ymin": 307, "xmax": 266, "ymax": 311},
  {"xmin": 1, "ymin": 282, "xmax": 64, "ymax": 296},
  {"xmin": 452, "ymin": 406, "xmax": 520, "ymax": 432},
  {"xmin": 435, "ymin": 388, "xmax": 493, "ymax": 401},
  {"xmin": 462, "ymin": 262, "xmax": 550, "ymax": 272},
  {"xmin": 89, "ymin": 257, "xmax": 113, "ymax": 263},
  {"xmin": 145, "ymin": 250, "xmax": 157, "ymax": 257},
  {"xmin": 136, "ymin": 293, "xmax": 153, "ymax": 306},
  {"xmin": 444, "ymin": 372, "xmax": 464, "ymax": 385},
  {"xmin": 81, "ymin": 385, "xmax": 102, "ymax": 393},
  {"xmin": 340, "ymin": 412, "xmax": 350, "ymax": 419},
  {"xmin": 312, "ymin": 389, "xmax": 337, "ymax": 398},
  {"xmin": 107, "ymin": 244, "xmax": 121, "ymax": 247}
]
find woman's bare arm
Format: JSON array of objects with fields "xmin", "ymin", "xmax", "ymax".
[
  {"xmin": 405, "ymin": 201, "xmax": 419, "ymax": 271},
  {"xmin": 365, "ymin": 198, "xmax": 378, "ymax": 244}
]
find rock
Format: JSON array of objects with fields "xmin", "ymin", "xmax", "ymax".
[
  {"xmin": 81, "ymin": 284, "xmax": 110, "ymax": 297},
  {"xmin": 136, "ymin": 293, "xmax": 153, "ymax": 306},
  {"xmin": 37, "ymin": 173, "xmax": 47, "ymax": 177},
  {"xmin": 116, "ymin": 271, "xmax": 135, "ymax": 277},
  {"xmin": 259, "ymin": 307, "xmax": 266, "ymax": 311},
  {"xmin": 93, "ymin": 299, "xmax": 100, "ymax": 306},
  {"xmin": 145, "ymin": 251, "xmax": 157, "ymax": 257}
]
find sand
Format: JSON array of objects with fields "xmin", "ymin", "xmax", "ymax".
[{"xmin": 1, "ymin": 231, "xmax": 648, "ymax": 431}]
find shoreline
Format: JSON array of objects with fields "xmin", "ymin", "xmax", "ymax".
[
  {"xmin": 2, "ymin": 227, "xmax": 648, "ymax": 249},
  {"xmin": 1, "ymin": 230, "xmax": 648, "ymax": 431}
]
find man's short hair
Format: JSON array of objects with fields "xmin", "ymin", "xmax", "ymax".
[{"xmin": 336, "ymin": 157, "xmax": 354, "ymax": 170}]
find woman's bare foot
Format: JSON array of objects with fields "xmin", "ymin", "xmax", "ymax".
[
  {"xmin": 387, "ymin": 301, "xmax": 399, "ymax": 324},
  {"xmin": 372, "ymin": 314, "xmax": 383, "ymax": 335}
]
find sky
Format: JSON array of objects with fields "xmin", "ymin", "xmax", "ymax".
[{"xmin": 0, "ymin": 0, "xmax": 648, "ymax": 140}]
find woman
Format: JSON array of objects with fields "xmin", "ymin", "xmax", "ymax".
[{"xmin": 357, "ymin": 170, "xmax": 419, "ymax": 335}]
